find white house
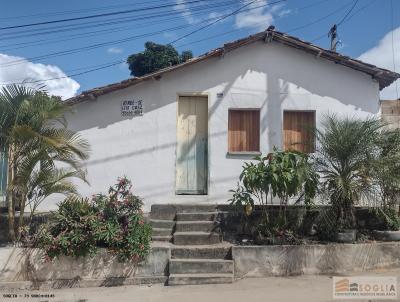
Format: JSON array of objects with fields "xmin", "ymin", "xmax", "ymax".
[{"xmin": 39, "ymin": 29, "xmax": 399, "ymax": 211}]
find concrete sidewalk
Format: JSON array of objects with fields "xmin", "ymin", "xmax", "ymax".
[{"xmin": 2, "ymin": 269, "xmax": 400, "ymax": 302}]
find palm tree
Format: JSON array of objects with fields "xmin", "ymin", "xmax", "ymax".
[
  {"xmin": 0, "ymin": 85, "xmax": 90, "ymax": 241},
  {"xmin": 315, "ymin": 115, "xmax": 382, "ymax": 230}
]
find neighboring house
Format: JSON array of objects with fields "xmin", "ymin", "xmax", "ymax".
[
  {"xmin": 381, "ymin": 99, "xmax": 400, "ymax": 130},
  {"xmin": 44, "ymin": 29, "xmax": 399, "ymax": 211}
]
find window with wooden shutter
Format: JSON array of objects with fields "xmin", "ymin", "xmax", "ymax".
[
  {"xmin": 228, "ymin": 109, "xmax": 260, "ymax": 152},
  {"xmin": 283, "ymin": 111, "xmax": 315, "ymax": 153}
]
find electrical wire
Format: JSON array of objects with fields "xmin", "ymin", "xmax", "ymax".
[
  {"xmin": 0, "ymin": 1, "xmax": 271, "ymax": 67},
  {"xmin": 0, "ymin": 0, "xmax": 235, "ymax": 40},
  {"xmin": 0, "ymin": 0, "xmax": 173, "ymax": 22},
  {"xmin": 337, "ymin": 0, "xmax": 359, "ymax": 26},
  {"xmin": 0, "ymin": 0, "xmax": 212, "ymax": 31},
  {"xmin": 170, "ymin": 0, "xmax": 286, "ymax": 44},
  {"xmin": 0, "ymin": 1, "xmax": 269, "ymax": 51},
  {"xmin": 0, "ymin": 60, "xmax": 125, "ymax": 85}
]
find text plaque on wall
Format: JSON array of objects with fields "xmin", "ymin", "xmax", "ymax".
[{"xmin": 121, "ymin": 99, "xmax": 143, "ymax": 116}]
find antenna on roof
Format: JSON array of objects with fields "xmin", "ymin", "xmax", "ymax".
[{"xmin": 328, "ymin": 24, "xmax": 341, "ymax": 52}]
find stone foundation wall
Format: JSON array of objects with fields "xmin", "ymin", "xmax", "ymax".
[
  {"xmin": 233, "ymin": 242, "xmax": 400, "ymax": 277},
  {"xmin": 0, "ymin": 244, "xmax": 169, "ymax": 289}
]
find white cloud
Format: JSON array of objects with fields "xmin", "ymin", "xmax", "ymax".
[
  {"xmin": 358, "ymin": 27, "xmax": 400, "ymax": 100},
  {"xmin": 0, "ymin": 53, "xmax": 80, "ymax": 100},
  {"xmin": 235, "ymin": 0, "xmax": 283, "ymax": 31},
  {"xmin": 174, "ymin": 0, "xmax": 198, "ymax": 24},
  {"xmin": 175, "ymin": 0, "xmax": 289, "ymax": 31},
  {"xmin": 107, "ymin": 47, "xmax": 123, "ymax": 54},
  {"xmin": 277, "ymin": 9, "xmax": 291, "ymax": 18}
]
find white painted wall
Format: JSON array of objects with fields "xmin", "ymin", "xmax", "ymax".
[{"xmin": 42, "ymin": 41, "xmax": 380, "ymax": 212}]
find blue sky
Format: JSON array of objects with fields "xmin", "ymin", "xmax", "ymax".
[{"xmin": 0, "ymin": 0, "xmax": 399, "ymax": 99}]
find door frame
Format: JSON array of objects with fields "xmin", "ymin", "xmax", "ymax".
[{"xmin": 175, "ymin": 92, "xmax": 210, "ymax": 195}]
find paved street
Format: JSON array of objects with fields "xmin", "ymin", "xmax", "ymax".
[{"xmin": 2, "ymin": 268, "xmax": 400, "ymax": 302}]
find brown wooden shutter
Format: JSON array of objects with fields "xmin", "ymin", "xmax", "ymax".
[
  {"xmin": 228, "ymin": 109, "xmax": 260, "ymax": 152},
  {"xmin": 283, "ymin": 111, "xmax": 315, "ymax": 153}
]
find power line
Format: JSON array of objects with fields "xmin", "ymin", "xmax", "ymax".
[
  {"xmin": 1, "ymin": 0, "xmax": 373, "ymax": 87},
  {"xmin": 311, "ymin": 0, "xmax": 375, "ymax": 44},
  {"xmin": 170, "ymin": 0, "xmax": 286, "ymax": 44},
  {"xmin": 0, "ymin": 0, "xmax": 211, "ymax": 31},
  {"xmin": 0, "ymin": 0, "xmax": 234, "ymax": 40},
  {"xmin": 175, "ymin": 0, "xmax": 332, "ymax": 48},
  {"xmin": 0, "ymin": 1, "xmax": 271, "ymax": 67},
  {"xmin": 337, "ymin": 0, "xmax": 359, "ymax": 26},
  {"xmin": 0, "ymin": 0, "xmax": 171, "ymax": 22},
  {"xmin": 0, "ymin": 1, "xmax": 266, "ymax": 51},
  {"xmin": 0, "ymin": 60, "xmax": 125, "ymax": 85}
]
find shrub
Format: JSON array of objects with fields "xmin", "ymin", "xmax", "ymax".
[
  {"xmin": 374, "ymin": 207, "xmax": 400, "ymax": 231},
  {"xmin": 36, "ymin": 177, "xmax": 152, "ymax": 262},
  {"xmin": 315, "ymin": 115, "xmax": 382, "ymax": 231},
  {"xmin": 229, "ymin": 148, "xmax": 318, "ymax": 241}
]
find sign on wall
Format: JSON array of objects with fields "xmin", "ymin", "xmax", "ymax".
[{"xmin": 121, "ymin": 99, "xmax": 143, "ymax": 116}]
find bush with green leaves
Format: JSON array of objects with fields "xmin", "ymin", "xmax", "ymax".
[
  {"xmin": 36, "ymin": 177, "xmax": 152, "ymax": 262},
  {"xmin": 374, "ymin": 207, "xmax": 400, "ymax": 231},
  {"xmin": 229, "ymin": 148, "xmax": 318, "ymax": 240}
]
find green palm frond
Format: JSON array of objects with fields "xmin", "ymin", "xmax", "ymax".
[{"xmin": 0, "ymin": 84, "xmax": 90, "ymax": 224}]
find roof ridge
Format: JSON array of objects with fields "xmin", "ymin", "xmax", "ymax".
[{"xmin": 66, "ymin": 28, "xmax": 400, "ymax": 105}]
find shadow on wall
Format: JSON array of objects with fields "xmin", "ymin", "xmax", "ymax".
[{"xmin": 67, "ymin": 42, "xmax": 378, "ymax": 134}]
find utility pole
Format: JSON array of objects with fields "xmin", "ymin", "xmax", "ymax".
[{"xmin": 328, "ymin": 24, "xmax": 338, "ymax": 51}]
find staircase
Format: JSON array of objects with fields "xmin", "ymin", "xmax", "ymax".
[{"xmin": 149, "ymin": 204, "xmax": 234, "ymax": 286}]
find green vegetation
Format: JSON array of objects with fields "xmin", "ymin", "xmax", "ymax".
[
  {"xmin": 231, "ymin": 116, "xmax": 400, "ymax": 243},
  {"xmin": 315, "ymin": 116, "xmax": 382, "ymax": 231},
  {"xmin": 127, "ymin": 42, "xmax": 193, "ymax": 77},
  {"xmin": 230, "ymin": 149, "xmax": 318, "ymax": 242},
  {"xmin": 36, "ymin": 177, "xmax": 152, "ymax": 262},
  {"xmin": 0, "ymin": 85, "xmax": 90, "ymax": 241}
]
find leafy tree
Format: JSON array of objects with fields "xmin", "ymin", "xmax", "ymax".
[
  {"xmin": 127, "ymin": 42, "xmax": 193, "ymax": 76},
  {"xmin": 0, "ymin": 85, "xmax": 90, "ymax": 241}
]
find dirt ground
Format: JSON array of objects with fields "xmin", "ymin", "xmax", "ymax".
[{"xmin": 1, "ymin": 269, "xmax": 400, "ymax": 302}]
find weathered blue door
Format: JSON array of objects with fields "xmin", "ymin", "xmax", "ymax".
[{"xmin": 176, "ymin": 96, "xmax": 208, "ymax": 194}]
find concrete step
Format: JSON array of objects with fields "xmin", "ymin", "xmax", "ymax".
[
  {"xmin": 150, "ymin": 204, "xmax": 217, "ymax": 220},
  {"xmin": 173, "ymin": 232, "xmax": 221, "ymax": 245},
  {"xmin": 171, "ymin": 244, "xmax": 232, "ymax": 259},
  {"xmin": 175, "ymin": 221, "xmax": 218, "ymax": 232},
  {"xmin": 152, "ymin": 228, "xmax": 173, "ymax": 236},
  {"xmin": 169, "ymin": 259, "xmax": 233, "ymax": 274},
  {"xmin": 152, "ymin": 235, "xmax": 172, "ymax": 242},
  {"xmin": 177, "ymin": 205, "xmax": 218, "ymax": 213},
  {"xmin": 168, "ymin": 273, "xmax": 234, "ymax": 286},
  {"xmin": 149, "ymin": 219, "xmax": 175, "ymax": 229},
  {"xmin": 176, "ymin": 212, "xmax": 218, "ymax": 222}
]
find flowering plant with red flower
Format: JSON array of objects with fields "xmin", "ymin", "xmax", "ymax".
[{"xmin": 36, "ymin": 177, "xmax": 151, "ymax": 262}]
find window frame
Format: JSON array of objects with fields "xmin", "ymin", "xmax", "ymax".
[
  {"xmin": 227, "ymin": 108, "xmax": 261, "ymax": 155},
  {"xmin": 282, "ymin": 110, "xmax": 316, "ymax": 154}
]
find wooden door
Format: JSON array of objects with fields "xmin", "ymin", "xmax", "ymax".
[{"xmin": 176, "ymin": 96, "xmax": 208, "ymax": 194}]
